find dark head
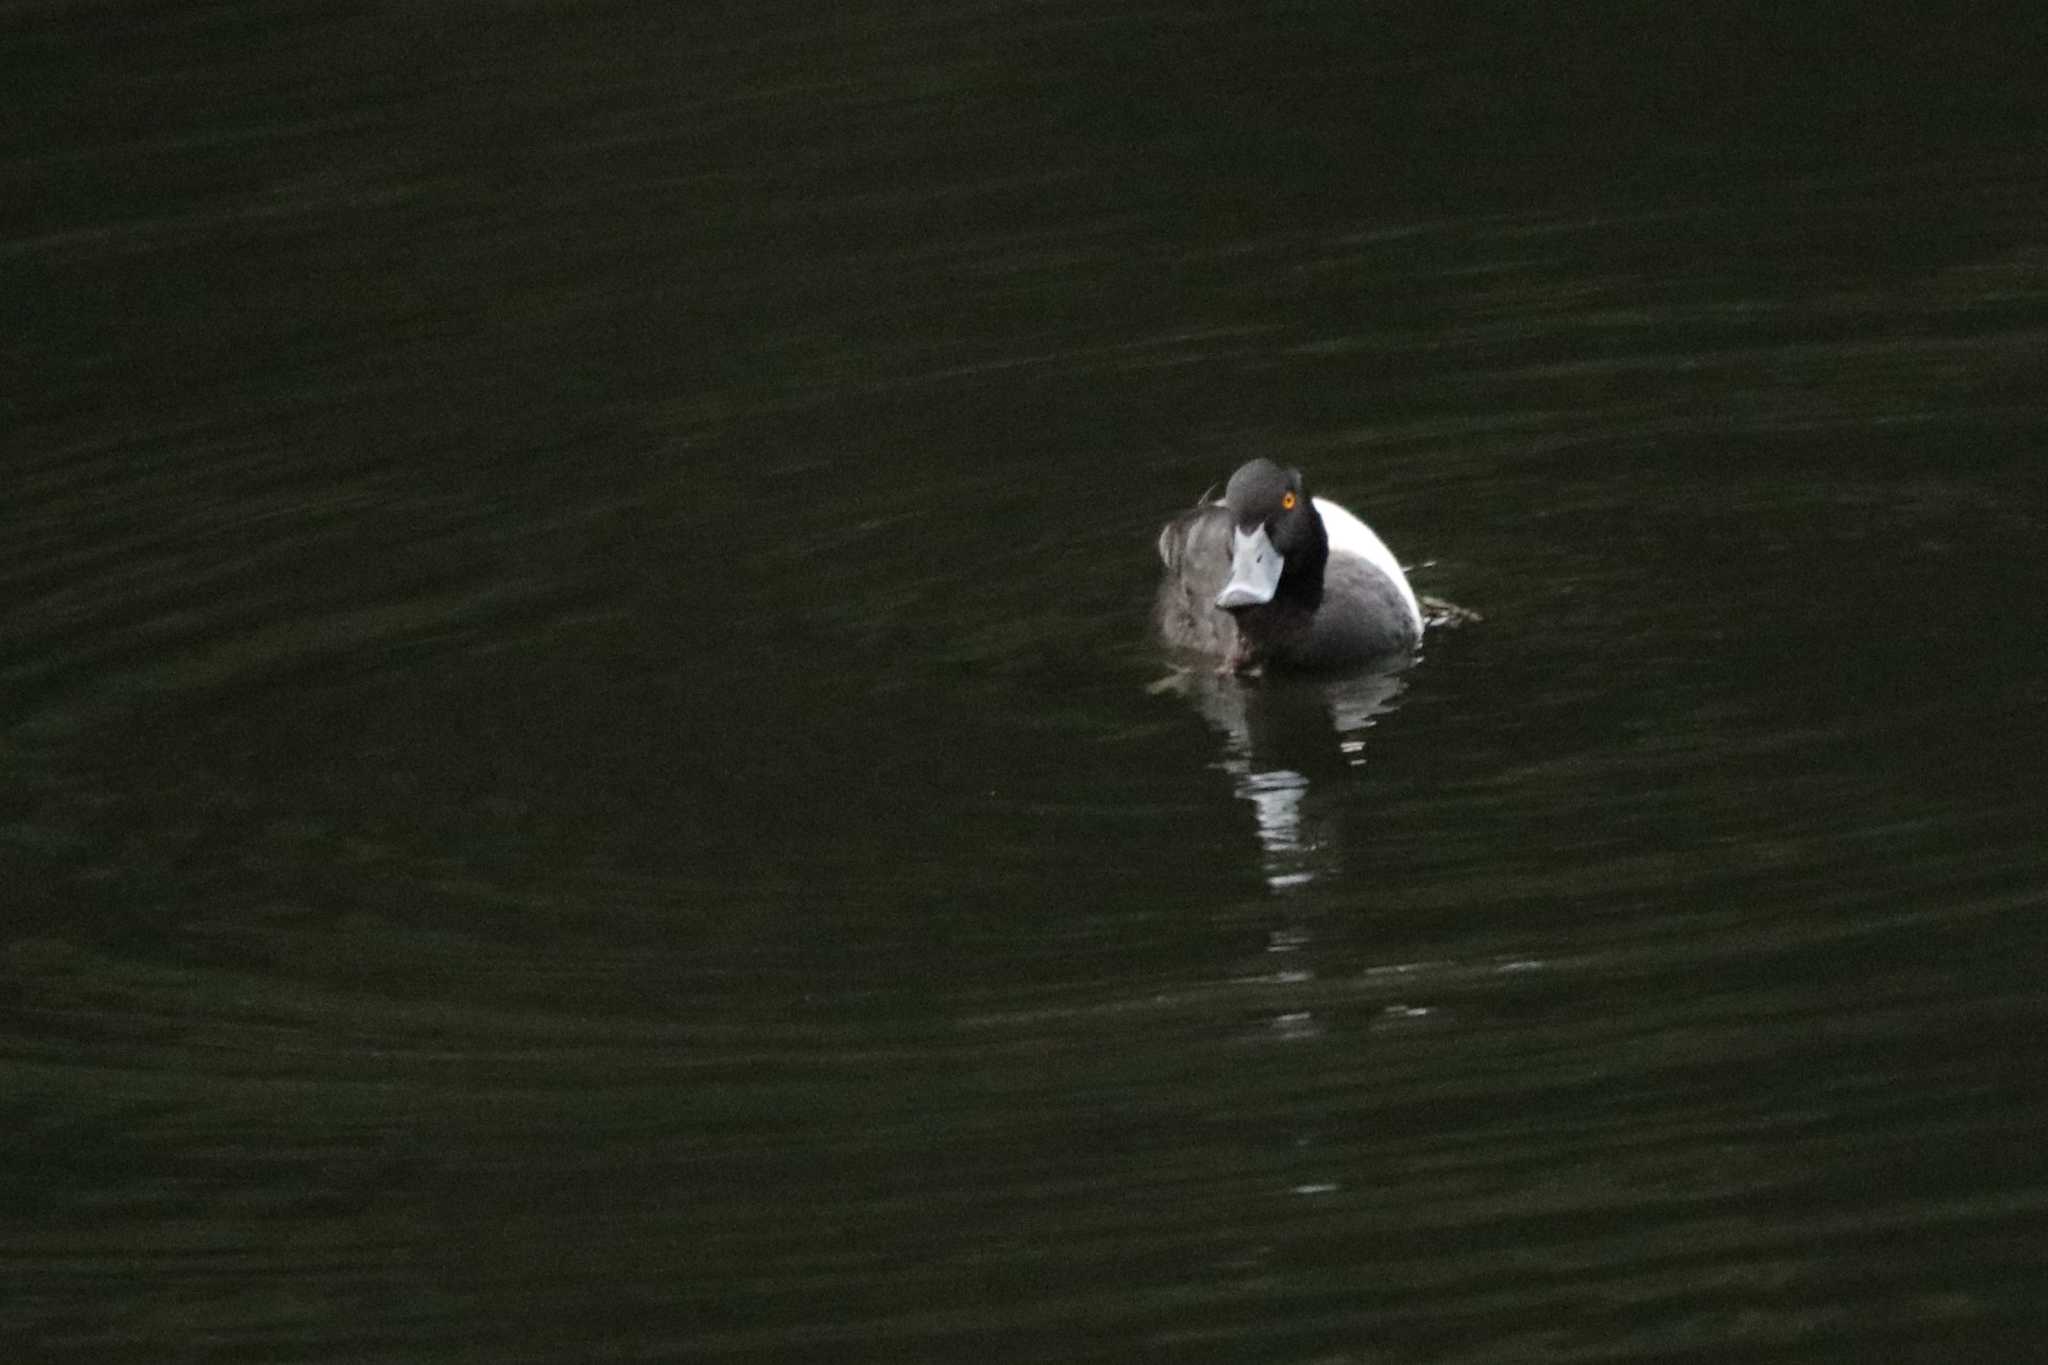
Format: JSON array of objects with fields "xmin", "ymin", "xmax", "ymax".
[{"xmin": 1216, "ymin": 459, "xmax": 1329, "ymax": 614}]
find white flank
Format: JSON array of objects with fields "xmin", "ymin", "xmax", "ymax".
[{"xmin": 1314, "ymin": 497, "xmax": 1423, "ymax": 634}]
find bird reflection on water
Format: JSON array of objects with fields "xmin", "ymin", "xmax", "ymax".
[{"xmin": 1153, "ymin": 663, "xmax": 1409, "ymax": 894}]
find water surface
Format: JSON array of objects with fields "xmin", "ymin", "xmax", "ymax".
[{"xmin": 7, "ymin": 4, "xmax": 2048, "ymax": 1361}]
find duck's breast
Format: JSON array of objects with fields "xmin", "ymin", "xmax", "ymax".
[{"xmin": 1306, "ymin": 552, "xmax": 1421, "ymax": 664}]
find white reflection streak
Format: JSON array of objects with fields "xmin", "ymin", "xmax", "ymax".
[
  {"xmin": 1243, "ymin": 766, "xmax": 1313, "ymax": 888},
  {"xmin": 1212, "ymin": 731, "xmax": 1318, "ymax": 891},
  {"xmin": 1193, "ymin": 677, "xmax": 1324, "ymax": 892},
  {"xmin": 1172, "ymin": 663, "xmax": 1407, "ymax": 891}
]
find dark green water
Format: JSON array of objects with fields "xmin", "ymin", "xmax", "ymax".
[{"xmin": 7, "ymin": 4, "xmax": 2048, "ymax": 1361}]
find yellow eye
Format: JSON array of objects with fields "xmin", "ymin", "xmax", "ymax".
[{"xmin": 1281, "ymin": 491, "xmax": 1297, "ymax": 510}]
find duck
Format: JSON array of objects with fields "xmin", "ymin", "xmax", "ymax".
[{"xmin": 1154, "ymin": 458, "xmax": 1422, "ymax": 673}]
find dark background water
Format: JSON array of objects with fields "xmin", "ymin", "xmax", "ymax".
[{"xmin": 7, "ymin": 3, "xmax": 2048, "ymax": 1361}]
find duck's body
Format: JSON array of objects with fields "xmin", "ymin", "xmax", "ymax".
[{"xmin": 1154, "ymin": 459, "xmax": 1421, "ymax": 673}]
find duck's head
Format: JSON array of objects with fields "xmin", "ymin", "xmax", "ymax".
[{"xmin": 1216, "ymin": 458, "xmax": 1328, "ymax": 612}]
